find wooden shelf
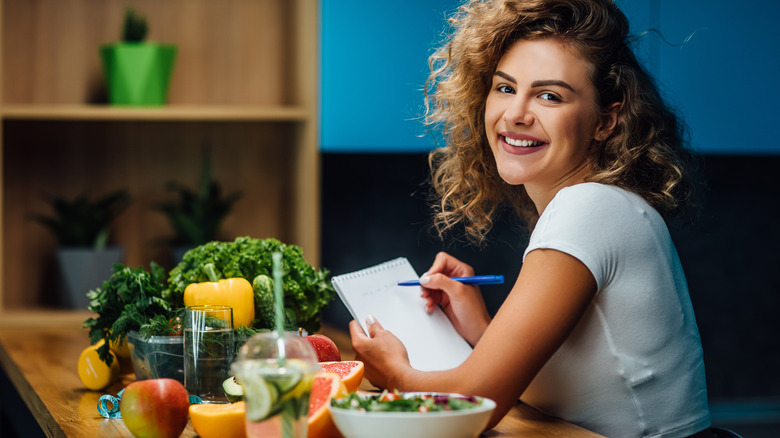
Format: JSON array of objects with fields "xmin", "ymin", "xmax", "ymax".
[
  {"xmin": 0, "ymin": 0, "xmax": 321, "ymax": 312},
  {"xmin": 1, "ymin": 104, "xmax": 310, "ymax": 122}
]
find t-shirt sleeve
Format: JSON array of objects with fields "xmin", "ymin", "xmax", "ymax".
[{"xmin": 523, "ymin": 184, "xmax": 632, "ymax": 291}]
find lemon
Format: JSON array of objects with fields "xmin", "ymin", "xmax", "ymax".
[
  {"xmin": 109, "ymin": 334, "xmax": 131, "ymax": 359},
  {"xmin": 77, "ymin": 341, "xmax": 119, "ymax": 391},
  {"xmin": 280, "ymin": 372, "xmax": 313, "ymax": 403},
  {"xmin": 189, "ymin": 401, "xmax": 247, "ymax": 438}
]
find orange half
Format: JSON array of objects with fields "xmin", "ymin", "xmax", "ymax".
[{"xmin": 189, "ymin": 401, "xmax": 247, "ymax": 438}]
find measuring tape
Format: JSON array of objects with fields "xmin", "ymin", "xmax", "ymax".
[{"xmin": 98, "ymin": 388, "xmax": 202, "ymax": 419}]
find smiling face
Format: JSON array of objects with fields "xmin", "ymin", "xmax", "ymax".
[{"xmin": 485, "ymin": 38, "xmax": 615, "ymax": 212}]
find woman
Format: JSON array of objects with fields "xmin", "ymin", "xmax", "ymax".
[{"xmin": 349, "ymin": 0, "xmax": 711, "ymax": 437}]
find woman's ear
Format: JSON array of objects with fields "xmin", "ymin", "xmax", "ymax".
[{"xmin": 594, "ymin": 102, "xmax": 620, "ymax": 141}]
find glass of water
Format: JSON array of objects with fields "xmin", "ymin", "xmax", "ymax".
[{"xmin": 184, "ymin": 305, "xmax": 234, "ymax": 403}]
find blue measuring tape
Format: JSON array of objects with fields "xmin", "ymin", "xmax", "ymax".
[{"xmin": 98, "ymin": 388, "xmax": 202, "ymax": 419}]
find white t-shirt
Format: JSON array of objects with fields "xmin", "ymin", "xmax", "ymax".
[{"xmin": 521, "ymin": 183, "xmax": 710, "ymax": 438}]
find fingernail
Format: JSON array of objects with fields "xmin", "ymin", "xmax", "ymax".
[
  {"xmin": 419, "ymin": 275, "xmax": 430, "ymax": 285},
  {"xmin": 365, "ymin": 314, "xmax": 377, "ymax": 325}
]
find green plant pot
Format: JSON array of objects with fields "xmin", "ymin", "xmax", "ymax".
[{"xmin": 100, "ymin": 43, "xmax": 177, "ymax": 106}]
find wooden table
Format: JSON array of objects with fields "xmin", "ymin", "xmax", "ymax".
[{"xmin": 0, "ymin": 311, "xmax": 603, "ymax": 437}]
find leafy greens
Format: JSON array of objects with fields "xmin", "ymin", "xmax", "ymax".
[
  {"xmin": 167, "ymin": 236, "xmax": 335, "ymax": 333},
  {"xmin": 83, "ymin": 262, "xmax": 181, "ymax": 365},
  {"xmin": 82, "ymin": 236, "xmax": 335, "ymax": 366}
]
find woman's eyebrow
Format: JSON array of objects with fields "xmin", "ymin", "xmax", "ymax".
[
  {"xmin": 494, "ymin": 72, "xmax": 576, "ymax": 93},
  {"xmin": 531, "ymin": 79, "xmax": 576, "ymax": 92},
  {"xmin": 494, "ymin": 70, "xmax": 516, "ymax": 83}
]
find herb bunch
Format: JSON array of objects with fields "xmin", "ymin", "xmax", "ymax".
[{"xmin": 83, "ymin": 262, "xmax": 181, "ymax": 365}]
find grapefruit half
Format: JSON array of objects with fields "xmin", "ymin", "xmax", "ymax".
[
  {"xmin": 307, "ymin": 372, "xmax": 347, "ymax": 438},
  {"xmin": 319, "ymin": 361, "xmax": 364, "ymax": 393}
]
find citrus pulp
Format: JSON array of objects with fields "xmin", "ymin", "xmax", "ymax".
[
  {"xmin": 307, "ymin": 372, "xmax": 347, "ymax": 438},
  {"xmin": 318, "ymin": 361, "xmax": 364, "ymax": 393},
  {"xmin": 189, "ymin": 401, "xmax": 247, "ymax": 438}
]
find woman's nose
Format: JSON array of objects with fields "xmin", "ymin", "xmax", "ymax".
[{"xmin": 503, "ymin": 97, "xmax": 534, "ymax": 126}]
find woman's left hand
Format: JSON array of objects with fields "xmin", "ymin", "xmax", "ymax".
[{"xmin": 349, "ymin": 316, "xmax": 412, "ymax": 390}]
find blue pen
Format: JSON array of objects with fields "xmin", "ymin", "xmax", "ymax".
[{"xmin": 398, "ymin": 275, "xmax": 504, "ymax": 286}]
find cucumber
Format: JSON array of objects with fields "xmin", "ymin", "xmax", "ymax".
[
  {"xmin": 242, "ymin": 374, "xmax": 279, "ymax": 421},
  {"xmin": 266, "ymin": 370, "xmax": 302, "ymax": 394},
  {"xmin": 252, "ymin": 274, "xmax": 276, "ymax": 327},
  {"xmin": 222, "ymin": 376, "xmax": 244, "ymax": 402}
]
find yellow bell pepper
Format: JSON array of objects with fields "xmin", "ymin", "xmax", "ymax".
[{"xmin": 184, "ymin": 276, "xmax": 255, "ymax": 328}]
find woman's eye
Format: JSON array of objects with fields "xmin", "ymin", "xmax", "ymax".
[
  {"xmin": 497, "ymin": 84, "xmax": 515, "ymax": 94},
  {"xmin": 539, "ymin": 92, "xmax": 561, "ymax": 102}
]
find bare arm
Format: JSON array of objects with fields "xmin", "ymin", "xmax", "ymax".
[{"xmin": 350, "ymin": 248, "xmax": 597, "ymax": 429}]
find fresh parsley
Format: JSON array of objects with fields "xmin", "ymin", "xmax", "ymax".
[{"xmin": 83, "ymin": 262, "xmax": 181, "ymax": 365}]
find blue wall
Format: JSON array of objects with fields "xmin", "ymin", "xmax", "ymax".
[
  {"xmin": 653, "ymin": 1, "xmax": 780, "ymax": 155},
  {"xmin": 320, "ymin": 0, "xmax": 455, "ymax": 152},
  {"xmin": 321, "ymin": 0, "xmax": 780, "ymax": 154}
]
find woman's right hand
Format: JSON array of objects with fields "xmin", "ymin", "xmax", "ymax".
[{"xmin": 420, "ymin": 252, "xmax": 492, "ymax": 346}]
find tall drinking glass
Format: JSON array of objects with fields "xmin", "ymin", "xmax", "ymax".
[
  {"xmin": 184, "ymin": 305, "xmax": 234, "ymax": 403},
  {"xmin": 232, "ymin": 331, "xmax": 320, "ymax": 438}
]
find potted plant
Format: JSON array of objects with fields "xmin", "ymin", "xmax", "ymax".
[
  {"xmin": 100, "ymin": 7, "xmax": 177, "ymax": 105},
  {"xmin": 156, "ymin": 149, "xmax": 243, "ymax": 263},
  {"xmin": 31, "ymin": 189, "xmax": 131, "ymax": 309}
]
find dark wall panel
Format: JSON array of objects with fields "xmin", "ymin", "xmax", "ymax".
[{"xmin": 320, "ymin": 153, "xmax": 780, "ymax": 400}]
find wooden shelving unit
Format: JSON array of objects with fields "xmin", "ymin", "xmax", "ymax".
[
  {"xmin": 1, "ymin": 104, "xmax": 311, "ymax": 122},
  {"xmin": 0, "ymin": 0, "xmax": 321, "ymax": 315}
]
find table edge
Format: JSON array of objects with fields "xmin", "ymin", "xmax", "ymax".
[{"xmin": 0, "ymin": 336, "xmax": 67, "ymax": 437}]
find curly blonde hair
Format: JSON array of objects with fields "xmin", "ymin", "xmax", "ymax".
[{"xmin": 426, "ymin": 0, "xmax": 698, "ymax": 243}]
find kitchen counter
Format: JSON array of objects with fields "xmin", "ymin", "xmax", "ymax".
[{"xmin": 0, "ymin": 311, "xmax": 603, "ymax": 437}]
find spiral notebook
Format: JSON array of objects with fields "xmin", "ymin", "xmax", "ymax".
[{"xmin": 332, "ymin": 257, "xmax": 473, "ymax": 371}]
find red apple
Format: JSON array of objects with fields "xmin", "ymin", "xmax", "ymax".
[
  {"xmin": 120, "ymin": 378, "xmax": 189, "ymax": 438},
  {"xmin": 304, "ymin": 334, "xmax": 341, "ymax": 362}
]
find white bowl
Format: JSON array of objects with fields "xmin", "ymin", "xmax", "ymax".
[{"xmin": 328, "ymin": 392, "xmax": 496, "ymax": 438}]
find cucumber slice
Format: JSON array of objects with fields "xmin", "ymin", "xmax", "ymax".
[
  {"xmin": 280, "ymin": 372, "xmax": 314, "ymax": 403},
  {"xmin": 222, "ymin": 376, "xmax": 244, "ymax": 402},
  {"xmin": 266, "ymin": 371, "xmax": 302, "ymax": 394},
  {"xmin": 242, "ymin": 374, "xmax": 279, "ymax": 421}
]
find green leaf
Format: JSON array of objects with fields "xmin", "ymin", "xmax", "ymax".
[
  {"xmin": 82, "ymin": 262, "xmax": 176, "ymax": 366},
  {"xmin": 29, "ymin": 189, "xmax": 131, "ymax": 248}
]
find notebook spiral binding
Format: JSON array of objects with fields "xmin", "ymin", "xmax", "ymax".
[{"xmin": 333, "ymin": 257, "xmax": 408, "ymax": 282}]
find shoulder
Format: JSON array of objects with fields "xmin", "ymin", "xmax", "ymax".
[
  {"xmin": 550, "ymin": 183, "xmax": 640, "ymax": 212},
  {"xmin": 526, "ymin": 183, "xmax": 665, "ymax": 288},
  {"xmin": 541, "ymin": 183, "xmax": 654, "ymax": 226},
  {"xmin": 528, "ymin": 183, "xmax": 665, "ymax": 255}
]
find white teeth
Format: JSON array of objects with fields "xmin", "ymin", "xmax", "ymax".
[{"xmin": 504, "ymin": 136, "xmax": 543, "ymax": 147}]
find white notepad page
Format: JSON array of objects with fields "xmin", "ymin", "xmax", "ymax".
[{"xmin": 332, "ymin": 257, "xmax": 473, "ymax": 371}]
